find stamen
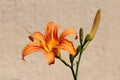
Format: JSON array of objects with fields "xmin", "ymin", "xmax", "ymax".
[{"xmin": 23, "ymin": 26, "xmax": 31, "ymax": 35}]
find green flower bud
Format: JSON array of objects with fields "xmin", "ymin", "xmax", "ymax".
[
  {"xmin": 84, "ymin": 34, "xmax": 92, "ymax": 43},
  {"xmin": 82, "ymin": 34, "xmax": 92, "ymax": 51},
  {"xmin": 90, "ymin": 9, "xmax": 101, "ymax": 40},
  {"xmin": 79, "ymin": 28, "xmax": 83, "ymax": 45}
]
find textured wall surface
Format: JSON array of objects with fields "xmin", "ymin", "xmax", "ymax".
[{"xmin": 0, "ymin": 0, "xmax": 120, "ymax": 80}]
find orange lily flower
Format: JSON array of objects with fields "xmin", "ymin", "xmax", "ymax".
[{"xmin": 22, "ymin": 22, "xmax": 77, "ymax": 65}]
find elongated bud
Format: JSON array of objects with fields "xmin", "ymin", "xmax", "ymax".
[
  {"xmin": 82, "ymin": 10, "xmax": 101, "ymax": 51},
  {"xmin": 79, "ymin": 28, "xmax": 83, "ymax": 45},
  {"xmin": 90, "ymin": 9, "xmax": 101, "ymax": 40}
]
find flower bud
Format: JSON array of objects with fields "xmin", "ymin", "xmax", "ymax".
[
  {"xmin": 82, "ymin": 34, "xmax": 92, "ymax": 50},
  {"xmin": 79, "ymin": 28, "xmax": 83, "ymax": 45},
  {"xmin": 84, "ymin": 34, "xmax": 92, "ymax": 43},
  {"xmin": 90, "ymin": 9, "xmax": 101, "ymax": 40}
]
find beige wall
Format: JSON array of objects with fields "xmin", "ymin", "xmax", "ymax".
[{"xmin": 0, "ymin": 0, "xmax": 120, "ymax": 80}]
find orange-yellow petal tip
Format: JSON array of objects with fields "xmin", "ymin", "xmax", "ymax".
[
  {"xmin": 69, "ymin": 50, "xmax": 76, "ymax": 57},
  {"xmin": 28, "ymin": 36, "xmax": 34, "ymax": 41},
  {"xmin": 48, "ymin": 61, "xmax": 54, "ymax": 65},
  {"xmin": 75, "ymin": 35, "xmax": 78, "ymax": 39},
  {"xmin": 47, "ymin": 21, "xmax": 53, "ymax": 23},
  {"xmin": 22, "ymin": 57, "xmax": 26, "ymax": 62},
  {"xmin": 44, "ymin": 52, "xmax": 55, "ymax": 65}
]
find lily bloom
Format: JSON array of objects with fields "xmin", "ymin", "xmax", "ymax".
[{"xmin": 22, "ymin": 22, "xmax": 77, "ymax": 65}]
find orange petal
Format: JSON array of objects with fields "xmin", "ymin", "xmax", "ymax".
[
  {"xmin": 45, "ymin": 22, "xmax": 54, "ymax": 40},
  {"xmin": 52, "ymin": 48, "xmax": 61, "ymax": 58},
  {"xmin": 59, "ymin": 29, "xmax": 78, "ymax": 41},
  {"xmin": 57, "ymin": 39, "xmax": 76, "ymax": 56},
  {"xmin": 45, "ymin": 22, "xmax": 59, "ymax": 50},
  {"xmin": 44, "ymin": 52, "xmax": 55, "ymax": 65},
  {"xmin": 53, "ymin": 24, "xmax": 59, "ymax": 40},
  {"xmin": 29, "ymin": 32, "xmax": 46, "ymax": 46},
  {"xmin": 29, "ymin": 32, "xmax": 44, "ymax": 41},
  {"xmin": 22, "ymin": 42, "xmax": 45, "ymax": 61},
  {"xmin": 45, "ymin": 22, "xmax": 59, "ymax": 41}
]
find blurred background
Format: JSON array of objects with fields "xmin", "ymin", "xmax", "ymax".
[{"xmin": 0, "ymin": 0, "xmax": 120, "ymax": 80}]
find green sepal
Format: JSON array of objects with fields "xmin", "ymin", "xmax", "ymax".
[
  {"xmin": 82, "ymin": 34, "xmax": 92, "ymax": 51},
  {"xmin": 84, "ymin": 34, "xmax": 92, "ymax": 44}
]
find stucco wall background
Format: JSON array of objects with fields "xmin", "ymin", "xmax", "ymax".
[{"xmin": 0, "ymin": 0, "xmax": 120, "ymax": 80}]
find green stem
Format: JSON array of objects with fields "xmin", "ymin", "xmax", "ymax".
[
  {"xmin": 76, "ymin": 47, "xmax": 83, "ymax": 79},
  {"xmin": 59, "ymin": 57, "xmax": 71, "ymax": 68},
  {"xmin": 58, "ymin": 45, "xmax": 83, "ymax": 80},
  {"xmin": 70, "ymin": 63, "xmax": 77, "ymax": 80},
  {"xmin": 58, "ymin": 57, "xmax": 77, "ymax": 80}
]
